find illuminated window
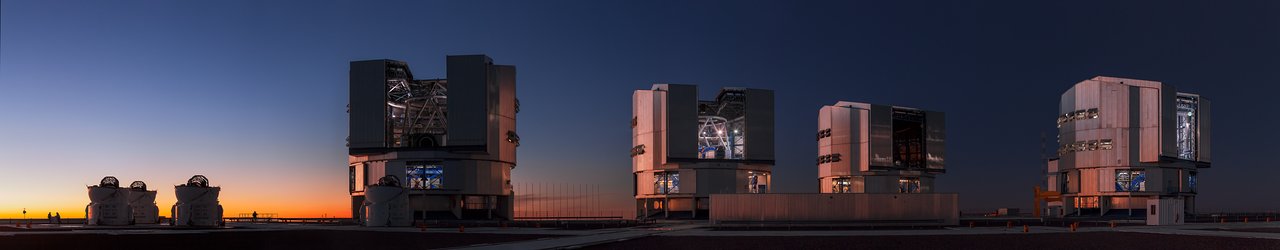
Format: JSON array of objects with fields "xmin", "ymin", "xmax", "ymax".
[
  {"xmin": 832, "ymin": 177, "xmax": 852, "ymax": 193},
  {"xmin": 1115, "ymin": 169, "xmax": 1146, "ymax": 192},
  {"xmin": 406, "ymin": 162, "xmax": 443, "ymax": 189},
  {"xmin": 1061, "ymin": 172, "xmax": 1071, "ymax": 194},
  {"xmin": 654, "ymin": 172, "xmax": 679, "ymax": 194},
  {"xmin": 1075, "ymin": 197, "xmax": 1099, "ymax": 209},
  {"xmin": 1057, "ymin": 108, "xmax": 1101, "ymax": 126},
  {"xmin": 898, "ymin": 177, "xmax": 921, "ymax": 193},
  {"xmin": 747, "ymin": 172, "xmax": 768, "ymax": 193},
  {"xmin": 1188, "ymin": 172, "xmax": 1197, "ymax": 192},
  {"xmin": 1059, "ymin": 139, "xmax": 1115, "ymax": 155},
  {"xmin": 349, "ymin": 165, "xmax": 357, "ymax": 192}
]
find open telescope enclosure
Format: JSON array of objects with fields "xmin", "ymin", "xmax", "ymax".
[
  {"xmin": 818, "ymin": 102, "xmax": 945, "ymax": 194},
  {"xmin": 348, "ymin": 55, "xmax": 518, "ymax": 222},
  {"xmin": 1045, "ymin": 76, "xmax": 1210, "ymax": 218},
  {"xmin": 632, "ymin": 84, "xmax": 774, "ymax": 219}
]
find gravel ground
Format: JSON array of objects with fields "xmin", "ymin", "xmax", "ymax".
[
  {"xmin": 0, "ymin": 230, "xmax": 557, "ymax": 250},
  {"xmin": 586, "ymin": 232, "xmax": 1280, "ymax": 250}
]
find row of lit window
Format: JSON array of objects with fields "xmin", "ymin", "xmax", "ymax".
[
  {"xmin": 816, "ymin": 128, "xmax": 832, "ymax": 140},
  {"xmin": 506, "ymin": 131, "xmax": 521, "ymax": 146},
  {"xmin": 1057, "ymin": 108, "xmax": 1099, "ymax": 125},
  {"xmin": 1058, "ymin": 139, "xmax": 1114, "ymax": 155},
  {"xmin": 630, "ymin": 144, "xmax": 647, "ymax": 157},
  {"xmin": 817, "ymin": 153, "xmax": 843, "ymax": 164}
]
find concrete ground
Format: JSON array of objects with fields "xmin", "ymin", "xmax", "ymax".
[{"xmin": 1, "ymin": 221, "xmax": 1279, "ymax": 249}]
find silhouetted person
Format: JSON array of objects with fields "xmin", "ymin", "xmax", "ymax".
[
  {"xmin": 55, "ymin": 212, "xmax": 61, "ymax": 224},
  {"xmin": 252, "ymin": 211, "xmax": 258, "ymax": 222},
  {"xmin": 47, "ymin": 212, "xmax": 51, "ymax": 223}
]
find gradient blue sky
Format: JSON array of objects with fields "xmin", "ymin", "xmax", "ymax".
[{"xmin": 2, "ymin": 0, "xmax": 1278, "ymax": 217}]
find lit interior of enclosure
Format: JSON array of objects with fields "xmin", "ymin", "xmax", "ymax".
[
  {"xmin": 897, "ymin": 177, "xmax": 921, "ymax": 193},
  {"xmin": 1115, "ymin": 169, "xmax": 1146, "ymax": 192},
  {"xmin": 832, "ymin": 177, "xmax": 852, "ymax": 193},
  {"xmin": 892, "ymin": 109, "xmax": 926, "ymax": 169},
  {"xmin": 746, "ymin": 171, "xmax": 768, "ymax": 193},
  {"xmin": 1176, "ymin": 95, "xmax": 1198, "ymax": 160},
  {"xmin": 654, "ymin": 171, "xmax": 680, "ymax": 194},
  {"xmin": 406, "ymin": 162, "xmax": 443, "ymax": 189},
  {"xmin": 696, "ymin": 89, "xmax": 747, "ymax": 159},
  {"xmin": 383, "ymin": 61, "xmax": 450, "ymax": 148}
]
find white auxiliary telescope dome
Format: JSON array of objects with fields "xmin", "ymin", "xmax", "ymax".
[
  {"xmin": 87, "ymin": 176, "xmax": 134, "ymax": 225},
  {"xmin": 171, "ymin": 175, "xmax": 223, "ymax": 227},
  {"xmin": 361, "ymin": 175, "xmax": 412, "ymax": 227},
  {"xmin": 127, "ymin": 181, "xmax": 159, "ymax": 224}
]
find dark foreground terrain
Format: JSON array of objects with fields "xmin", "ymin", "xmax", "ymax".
[
  {"xmin": 586, "ymin": 232, "xmax": 1280, "ymax": 250},
  {"xmin": 0, "ymin": 230, "xmax": 555, "ymax": 250}
]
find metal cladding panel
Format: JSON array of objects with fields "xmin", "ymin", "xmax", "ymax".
[
  {"xmin": 1160, "ymin": 86, "xmax": 1178, "ymax": 158},
  {"xmin": 1073, "ymin": 81, "xmax": 1099, "ymax": 115},
  {"xmin": 925, "ymin": 111, "xmax": 945, "ymax": 171},
  {"xmin": 1058, "ymin": 86, "xmax": 1077, "ymax": 170},
  {"xmin": 1099, "ymin": 167, "xmax": 1116, "ymax": 193},
  {"xmin": 493, "ymin": 65, "xmax": 517, "ymax": 162},
  {"xmin": 497, "ymin": 114, "xmax": 517, "ymax": 163},
  {"xmin": 494, "ymin": 65, "xmax": 517, "ymax": 119},
  {"xmin": 1147, "ymin": 198, "xmax": 1185, "ymax": 225},
  {"xmin": 696, "ymin": 168, "xmax": 740, "ymax": 195},
  {"xmin": 1060, "ymin": 83, "xmax": 1078, "ymax": 114},
  {"xmin": 1065, "ymin": 170, "xmax": 1080, "ymax": 193},
  {"xmin": 633, "ymin": 91, "xmax": 661, "ymax": 172},
  {"xmin": 709, "ymin": 193, "xmax": 959, "ymax": 225},
  {"xmin": 349, "ymin": 60, "xmax": 389, "ymax": 150},
  {"xmin": 446, "ymin": 55, "xmax": 493, "ymax": 147},
  {"xmin": 824, "ymin": 144, "xmax": 852, "ymax": 177},
  {"xmin": 818, "ymin": 106, "xmax": 834, "ymax": 145},
  {"xmin": 1139, "ymin": 87, "xmax": 1161, "ymax": 162},
  {"xmin": 744, "ymin": 89, "xmax": 775, "ymax": 161},
  {"xmin": 830, "ymin": 106, "xmax": 854, "ymax": 146},
  {"xmin": 636, "ymin": 171, "xmax": 656, "ymax": 196},
  {"xmin": 858, "ymin": 109, "xmax": 870, "ymax": 172},
  {"xmin": 818, "ymin": 144, "xmax": 833, "ymax": 177},
  {"xmin": 868, "ymin": 105, "xmax": 893, "ymax": 169},
  {"xmin": 1047, "ymin": 160, "xmax": 1060, "ymax": 192},
  {"xmin": 1080, "ymin": 168, "xmax": 1099, "ymax": 196},
  {"xmin": 819, "ymin": 105, "xmax": 853, "ymax": 177},
  {"xmin": 865, "ymin": 175, "xmax": 899, "ymax": 193},
  {"xmin": 683, "ymin": 169, "xmax": 699, "ymax": 194},
  {"xmin": 1159, "ymin": 168, "xmax": 1179, "ymax": 193},
  {"xmin": 1198, "ymin": 97, "xmax": 1211, "ymax": 163},
  {"xmin": 664, "ymin": 84, "xmax": 698, "ymax": 160}
]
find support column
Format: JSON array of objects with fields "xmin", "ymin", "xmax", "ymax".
[
  {"xmin": 641, "ymin": 198, "xmax": 649, "ymax": 220},
  {"xmin": 692, "ymin": 197, "xmax": 698, "ymax": 219},
  {"xmin": 452, "ymin": 195, "xmax": 463, "ymax": 219},
  {"xmin": 664, "ymin": 197, "xmax": 670, "ymax": 219}
]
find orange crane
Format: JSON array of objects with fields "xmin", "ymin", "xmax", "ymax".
[{"xmin": 1033, "ymin": 186, "xmax": 1062, "ymax": 217}]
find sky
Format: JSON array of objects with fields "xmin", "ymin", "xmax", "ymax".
[{"xmin": 2, "ymin": 0, "xmax": 1278, "ymax": 218}]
